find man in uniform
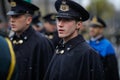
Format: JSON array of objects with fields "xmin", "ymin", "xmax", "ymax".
[
  {"xmin": 88, "ymin": 16, "xmax": 119, "ymax": 80},
  {"xmin": 42, "ymin": 13, "xmax": 60, "ymax": 47},
  {"xmin": 7, "ymin": 0, "xmax": 54, "ymax": 80},
  {"xmin": 44, "ymin": 0, "xmax": 104, "ymax": 80},
  {"xmin": 0, "ymin": 19, "xmax": 17, "ymax": 80}
]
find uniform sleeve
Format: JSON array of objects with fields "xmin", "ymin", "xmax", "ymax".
[
  {"xmin": 106, "ymin": 43, "xmax": 115, "ymax": 55},
  {"xmin": 103, "ymin": 43, "xmax": 119, "ymax": 80},
  {"xmin": 103, "ymin": 55, "xmax": 119, "ymax": 80}
]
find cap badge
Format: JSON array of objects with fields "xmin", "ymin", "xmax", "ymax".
[
  {"xmin": 60, "ymin": 50, "xmax": 64, "ymax": 54},
  {"xmin": 10, "ymin": 1, "xmax": 16, "ymax": 7},
  {"xmin": 60, "ymin": 1, "xmax": 69, "ymax": 11},
  {"xmin": 51, "ymin": 15, "xmax": 56, "ymax": 20},
  {"xmin": 92, "ymin": 16, "xmax": 97, "ymax": 23}
]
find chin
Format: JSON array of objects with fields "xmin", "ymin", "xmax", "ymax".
[
  {"xmin": 90, "ymin": 33, "xmax": 95, "ymax": 37},
  {"xmin": 58, "ymin": 34, "xmax": 66, "ymax": 38},
  {"xmin": 11, "ymin": 28, "xmax": 18, "ymax": 32},
  {"xmin": 91, "ymin": 35, "xmax": 97, "ymax": 37}
]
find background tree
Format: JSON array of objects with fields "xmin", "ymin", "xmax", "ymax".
[{"xmin": 87, "ymin": 0, "xmax": 115, "ymax": 19}]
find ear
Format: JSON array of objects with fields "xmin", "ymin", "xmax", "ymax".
[
  {"xmin": 26, "ymin": 16, "xmax": 32, "ymax": 25},
  {"xmin": 76, "ymin": 21, "xmax": 82, "ymax": 30}
]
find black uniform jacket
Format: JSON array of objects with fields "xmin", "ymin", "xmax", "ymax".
[
  {"xmin": 10, "ymin": 26, "xmax": 54, "ymax": 80},
  {"xmin": 89, "ymin": 36, "xmax": 119, "ymax": 80},
  {"xmin": 44, "ymin": 35, "xmax": 104, "ymax": 80}
]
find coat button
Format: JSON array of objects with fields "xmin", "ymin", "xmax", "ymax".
[
  {"xmin": 24, "ymin": 36, "xmax": 27, "ymax": 40},
  {"xmin": 67, "ymin": 47, "xmax": 70, "ymax": 51},
  {"xmin": 29, "ymin": 67, "xmax": 32, "ymax": 70},
  {"xmin": 60, "ymin": 50, "xmax": 64, "ymax": 54}
]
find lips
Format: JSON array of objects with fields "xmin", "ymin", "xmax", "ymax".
[
  {"xmin": 58, "ymin": 29, "xmax": 65, "ymax": 34},
  {"xmin": 11, "ymin": 24, "xmax": 16, "ymax": 28},
  {"xmin": 58, "ymin": 29, "xmax": 64, "ymax": 31}
]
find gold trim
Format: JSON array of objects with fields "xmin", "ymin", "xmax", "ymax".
[
  {"xmin": 5, "ymin": 38, "xmax": 16, "ymax": 80},
  {"xmin": 92, "ymin": 16, "xmax": 97, "ymax": 23}
]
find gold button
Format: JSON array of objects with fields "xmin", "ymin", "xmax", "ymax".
[
  {"xmin": 19, "ymin": 40, "xmax": 23, "ymax": 44},
  {"xmin": 60, "ymin": 50, "xmax": 64, "ymax": 54}
]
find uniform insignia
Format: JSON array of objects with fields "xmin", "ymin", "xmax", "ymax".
[
  {"xmin": 19, "ymin": 40, "xmax": 23, "ymax": 44},
  {"xmin": 24, "ymin": 36, "xmax": 27, "ymax": 40},
  {"xmin": 60, "ymin": 1, "xmax": 69, "ymax": 11},
  {"xmin": 48, "ymin": 35, "xmax": 53, "ymax": 39},
  {"xmin": 10, "ymin": 1, "xmax": 16, "ymax": 7},
  {"xmin": 92, "ymin": 16, "xmax": 97, "ymax": 23},
  {"xmin": 67, "ymin": 47, "xmax": 70, "ymax": 51},
  {"xmin": 13, "ymin": 40, "xmax": 17, "ymax": 44},
  {"xmin": 51, "ymin": 15, "xmax": 56, "ymax": 20},
  {"xmin": 60, "ymin": 50, "xmax": 64, "ymax": 54},
  {"xmin": 45, "ymin": 35, "xmax": 53, "ymax": 39},
  {"xmin": 12, "ymin": 40, "xmax": 23, "ymax": 45}
]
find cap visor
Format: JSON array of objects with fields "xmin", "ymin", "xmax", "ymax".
[
  {"xmin": 56, "ymin": 15, "xmax": 75, "ymax": 19},
  {"xmin": 89, "ymin": 23, "xmax": 103, "ymax": 28},
  {"xmin": 7, "ymin": 11, "xmax": 24, "ymax": 16}
]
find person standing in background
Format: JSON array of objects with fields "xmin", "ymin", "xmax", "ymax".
[
  {"xmin": 41, "ymin": 13, "xmax": 61, "ymax": 47},
  {"xmin": 88, "ymin": 16, "xmax": 119, "ymax": 80},
  {"xmin": 32, "ymin": 11, "xmax": 43, "ymax": 32}
]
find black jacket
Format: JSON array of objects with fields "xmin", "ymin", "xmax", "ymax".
[
  {"xmin": 10, "ymin": 26, "xmax": 54, "ymax": 80},
  {"xmin": 44, "ymin": 35, "xmax": 104, "ymax": 80},
  {"xmin": 89, "ymin": 36, "xmax": 119, "ymax": 80}
]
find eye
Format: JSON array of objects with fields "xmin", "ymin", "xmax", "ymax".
[
  {"xmin": 63, "ymin": 18, "xmax": 74, "ymax": 21},
  {"xmin": 57, "ymin": 17, "xmax": 74, "ymax": 22},
  {"xmin": 57, "ymin": 17, "xmax": 62, "ymax": 21},
  {"xmin": 11, "ymin": 15, "xmax": 21, "ymax": 18}
]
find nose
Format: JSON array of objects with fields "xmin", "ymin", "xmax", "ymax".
[
  {"xmin": 9, "ymin": 17, "xmax": 15, "ymax": 23},
  {"xmin": 58, "ymin": 20, "xmax": 64, "ymax": 28}
]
